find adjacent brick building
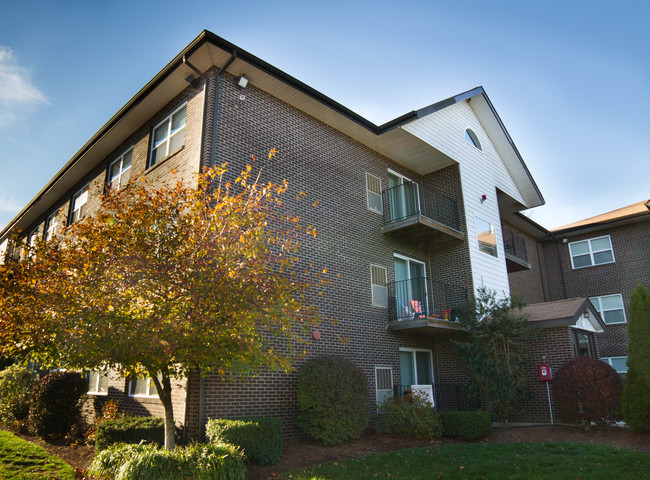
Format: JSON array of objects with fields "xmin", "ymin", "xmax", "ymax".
[{"xmin": 1, "ymin": 31, "xmax": 645, "ymax": 437}]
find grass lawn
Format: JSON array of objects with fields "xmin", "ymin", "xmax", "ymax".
[
  {"xmin": 283, "ymin": 442, "xmax": 650, "ymax": 479},
  {"xmin": 0, "ymin": 430, "xmax": 75, "ymax": 479}
]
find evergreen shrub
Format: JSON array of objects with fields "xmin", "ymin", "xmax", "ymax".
[
  {"xmin": 553, "ymin": 357, "xmax": 623, "ymax": 429},
  {"xmin": 28, "ymin": 371, "xmax": 86, "ymax": 439},
  {"xmin": 377, "ymin": 394, "xmax": 442, "ymax": 440},
  {"xmin": 95, "ymin": 416, "xmax": 164, "ymax": 452},
  {"xmin": 439, "ymin": 410, "xmax": 492, "ymax": 439},
  {"xmin": 205, "ymin": 417, "xmax": 282, "ymax": 465},
  {"xmin": 297, "ymin": 355, "xmax": 369, "ymax": 445},
  {"xmin": 0, "ymin": 364, "xmax": 34, "ymax": 426}
]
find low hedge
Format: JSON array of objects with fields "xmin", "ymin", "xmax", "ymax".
[
  {"xmin": 95, "ymin": 416, "xmax": 164, "ymax": 452},
  {"xmin": 205, "ymin": 417, "xmax": 283, "ymax": 466},
  {"xmin": 440, "ymin": 411, "xmax": 492, "ymax": 439},
  {"xmin": 377, "ymin": 395, "xmax": 442, "ymax": 440},
  {"xmin": 89, "ymin": 441, "xmax": 245, "ymax": 480}
]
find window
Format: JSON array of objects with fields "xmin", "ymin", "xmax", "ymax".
[
  {"xmin": 399, "ymin": 348, "xmax": 433, "ymax": 394},
  {"xmin": 23, "ymin": 229, "xmax": 39, "ymax": 259},
  {"xmin": 87, "ymin": 371, "xmax": 109, "ymax": 395},
  {"xmin": 129, "ymin": 376, "xmax": 159, "ymax": 397},
  {"xmin": 394, "ymin": 254, "xmax": 427, "ymax": 320},
  {"xmin": 573, "ymin": 330, "xmax": 596, "ymax": 359},
  {"xmin": 589, "ymin": 294, "xmax": 627, "ymax": 325},
  {"xmin": 387, "ymin": 170, "xmax": 419, "ymax": 222},
  {"xmin": 108, "ymin": 147, "xmax": 133, "ymax": 190},
  {"xmin": 602, "ymin": 356, "xmax": 628, "ymax": 378},
  {"xmin": 365, "ymin": 173, "xmax": 383, "ymax": 214},
  {"xmin": 70, "ymin": 184, "xmax": 90, "ymax": 224},
  {"xmin": 465, "ymin": 128, "xmax": 482, "ymax": 150},
  {"xmin": 149, "ymin": 104, "xmax": 187, "ymax": 167},
  {"xmin": 476, "ymin": 217, "xmax": 497, "ymax": 257},
  {"xmin": 375, "ymin": 367, "xmax": 393, "ymax": 405},
  {"xmin": 371, "ymin": 264, "xmax": 388, "ymax": 307},
  {"xmin": 45, "ymin": 209, "xmax": 60, "ymax": 241},
  {"xmin": 569, "ymin": 236, "xmax": 614, "ymax": 268}
]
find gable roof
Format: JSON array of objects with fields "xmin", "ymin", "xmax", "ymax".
[
  {"xmin": 522, "ymin": 297, "xmax": 605, "ymax": 332},
  {"xmin": 551, "ymin": 199, "xmax": 650, "ymax": 234},
  {"xmin": 0, "ymin": 30, "xmax": 543, "ymax": 241}
]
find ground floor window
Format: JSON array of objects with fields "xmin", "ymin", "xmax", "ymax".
[
  {"xmin": 573, "ymin": 330, "xmax": 596, "ymax": 359},
  {"xmin": 87, "ymin": 371, "xmax": 109, "ymax": 395},
  {"xmin": 129, "ymin": 377, "xmax": 159, "ymax": 398},
  {"xmin": 375, "ymin": 367, "xmax": 393, "ymax": 405},
  {"xmin": 601, "ymin": 356, "xmax": 628, "ymax": 378}
]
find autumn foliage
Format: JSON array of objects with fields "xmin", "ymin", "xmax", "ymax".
[
  {"xmin": 0, "ymin": 153, "xmax": 323, "ymax": 449},
  {"xmin": 552, "ymin": 357, "xmax": 623, "ymax": 429}
]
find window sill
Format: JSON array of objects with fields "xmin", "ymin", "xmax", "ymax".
[
  {"xmin": 571, "ymin": 260, "xmax": 615, "ymax": 270},
  {"xmin": 129, "ymin": 395, "xmax": 160, "ymax": 403},
  {"xmin": 145, "ymin": 145, "xmax": 185, "ymax": 175},
  {"xmin": 87, "ymin": 391, "xmax": 108, "ymax": 396}
]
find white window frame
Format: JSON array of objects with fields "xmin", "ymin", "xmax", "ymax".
[
  {"xmin": 365, "ymin": 172, "xmax": 383, "ymax": 214},
  {"xmin": 108, "ymin": 146, "xmax": 133, "ymax": 190},
  {"xmin": 393, "ymin": 254, "xmax": 428, "ymax": 319},
  {"xmin": 129, "ymin": 376, "xmax": 159, "ymax": 398},
  {"xmin": 45, "ymin": 209, "xmax": 59, "ymax": 241},
  {"xmin": 70, "ymin": 184, "xmax": 90, "ymax": 224},
  {"xmin": 87, "ymin": 371, "xmax": 109, "ymax": 395},
  {"xmin": 370, "ymin": 264, "xmax": 388, "ymax": 308},
  {"xmin": 387, "ymin": 169, "xmax": 420, "ymax": 221},
  {"xmin": 23, "ymin": 228, "xmax": 39, "ymax": 259},
  {"xmin": 601, "ymin": 356, "xmax": 628, "ymax": 376},
  {"xmin": 464, "ymin": 128, "xmax": 482, "ymax": 151},
  {"xmin": 569, "ymin": 235, "xmax": 615, "ymax": 269},
  {"xmin": 375, "ymin": 366, "xmax": 393, "ymax": 405},
  {"xmin": 399, "ymin": 347, "xmax": 434, "ymax": 386},
  {"xmin": 589, "ymin": 293, "xmax": 627, "ymax": 325},
  {"xmin": 149, "ymin": 103, "xmax": 187, "ymax": 168}
]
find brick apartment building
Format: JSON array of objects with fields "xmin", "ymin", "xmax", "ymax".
[{"xmin": 1, "ymin": 31, "xmax": 643, "ymax": 437}]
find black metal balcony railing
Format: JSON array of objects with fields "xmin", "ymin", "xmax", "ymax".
[
  {"xmin": 502, "ymin": 224, "xmax": 528, "ymax": 262},
  {"xmin": 387, "ymin": 277, "xmax": 468, "ymax": 322},
  {"xmin": 382, "ymin": 182, "xmax": 460, "ymax": 232}
]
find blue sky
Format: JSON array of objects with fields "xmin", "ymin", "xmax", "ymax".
[{"xmin": 0, "ymin": 0, "xmax": 648, "ymax": 231}]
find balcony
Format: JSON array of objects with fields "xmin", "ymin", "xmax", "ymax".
[
  {"xmin": 387, "ymin": 277, "xmax": 468, "ymax": 334},
  {"xmin": 502, "ymin": 224, "xmax": 531, "ymax": 272},
  {"xmin": 381, "ymin": 182, "xmax": 464, "ymax": 246}
]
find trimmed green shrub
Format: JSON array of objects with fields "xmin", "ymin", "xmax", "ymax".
[
  {"xmin": 28, "ymin": 371, "xmax": 87, "ymax": 439},
  {"xmin": 622, "ymin": 368, "xmax": 650, "ymax": 432},
  {"xmin": 297, "ymin": 356, "xmax": 369, "ymax": 446},
  {"xmin": 622, "ymin": 284, "xmax": 650, "ymax": 432},
  {"xmin": 553, "ymin": 357, "xmax": 623, "ymax": 429},
  {"xmin": 377, "ymin": 394, "xmax": 442, "ymax": 440},
  {"xmin": 205, "ymin": 417, "xmax": 282, "ymax": 465},
  {"xmin": 439, "ymin": 411, "xmax": 492, "ymax": 439},
  {"xmin": 95, "ymin": 416, "xmax": 164, "ymax": 452},
  {"xmin": 0, "ymin": 365, "xmax": 34, "ymax": 426},
  {"xmin": 89, "ymin": 441, "xmax": 246, "ymax": 480}
]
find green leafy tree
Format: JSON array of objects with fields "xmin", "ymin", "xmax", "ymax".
[
  {"xmin": 622, "ymin": 284, "xmax": 650, "ymax": 431},
  {"xmin": 454, "ymin": 287, "xmax": 530, "ymax": 423},
  {"xmin": 0, "ymin": 153, "xmax": 322, "ymax": 449}
]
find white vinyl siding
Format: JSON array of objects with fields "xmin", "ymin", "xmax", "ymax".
[
  {"xmin": 375, "ymin": 367, "xmax": 393, "ymax": 405},
  {"xmin": 589, "ymin": 294, "xmax": 626, "ymax": 325},
  {"xmin": 149, "ymin": 104, "xmax": 187, "ymax": 167},
  {"xmin": 569, "ymin": 236, "xmax": 614, "ymax": 269},
  {"xmin": 402, "ymin": 100, "xmax": 516, "ymax": 297},
  {"xmin": 370, "ymin": 264, "xmax": 388, "ymax": 308},
  {"xmin": 365, "ymin": 173, "xmax": 383, "ymax": 214}
]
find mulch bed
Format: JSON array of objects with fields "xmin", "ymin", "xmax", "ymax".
[{"xmin": 9, "ymin": 425, "xmax": 650, "ymax": 480}]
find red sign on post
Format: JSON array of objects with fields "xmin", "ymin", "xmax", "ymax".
[{"xmin": 538, "ymin": 363, "xmax": 552, "ymax": 381}]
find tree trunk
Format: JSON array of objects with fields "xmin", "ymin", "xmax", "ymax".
[{"xmin": 152, "ymin": 370, "xmax": 175, "ymax": 451}]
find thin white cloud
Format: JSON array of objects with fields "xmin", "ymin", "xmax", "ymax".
[
  {"xmin": 0, "ymin": 47, "xmax": 48, "ymax": 124},
  {"xmin": 0, "ymin": 195, "xmax": 22, "ymax": 214}
]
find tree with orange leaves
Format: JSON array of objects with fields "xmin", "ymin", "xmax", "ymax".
[{"xmin": 0, "ymin": 151, "xmax": 322, "ymax": 450}]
